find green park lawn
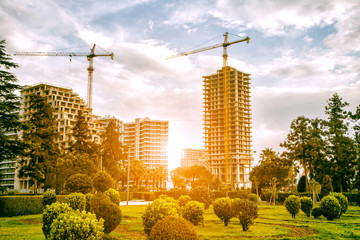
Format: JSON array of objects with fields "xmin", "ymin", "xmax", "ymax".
[{"xmin": 0, "ymin": 204, "xmax": 359, "ymax": 240}]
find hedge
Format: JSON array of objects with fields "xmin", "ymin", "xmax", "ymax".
[{"xmin": 144, "ymin": 192, "xmax": 156, "ymax": 201}]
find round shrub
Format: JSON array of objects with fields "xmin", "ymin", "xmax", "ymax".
[
  {"xmin": 232, "ymin": 198, "xmax": 258, "ymax": 231},
  {"xmin": 149, "ymin": 216, "xmax": 199, "ymax": 240},
  {"xmin": 49, "ymin": 210, "xmax": 104, "ymax": 240},
  {"xmin": 213, "ymin": 197, "xmax": 233, "ymax": 226},
  {"xmin": 65, "ymin": 173, "xmax": 92, "ymax": 194},
  {"xmin": 328, "ymin": 192, "xmax": 348, "ymax": 215},
  {"xmin": 182, "ymin": 201, "xmax": 205, "ymax": 226},
  {"xmin": 92, "ymin": 171, "xmax": 113, "ymax": 193},
  {"xmin": 85, "ymin": 193, "xmax": 93, "ymax": 212},
  {"xmin": 90, "ymin": 193, "xmax": 122, "ymax": 233},
  {"xmin": 320, "ymin": 195, "xmax": 341, "ymax": 220},
  {"xmin": 284, "ymin": 195, "xmax": 301, "ymax": 218},
  {"xmin": 142, "ymin": 198, "xmax": 180, "ymax": 236},
  {"xmin": 42, "ymin": 202, "xmax": 73, "ymax": 239},
  {"xmin": 311, "ymin": 206, "xmax": 322, "ymax": 218},
  {"xmin": 300, "ymin": 196, "xmax": 313, "ymax": 217},
  {"xmin": 178, "ymin": 195, "xmax": 192, "ymax": 207},
  {"xmin": 248, "ymin": 194, "xmax": 258, "ymax": 203},
  {"xmin": 190, "ymin": 186, "xmax": 211, "ymax": 209},
  {"xmin": 43, "ymin": 191, "xmax": 56, "ymax": 207},
  {"xmin": 66, "ymin": 192, "xmax": 86, "ymax": 211},
  {"xmin": 104, "ymin": 188, "xmax": 121, "ymax": 205}
]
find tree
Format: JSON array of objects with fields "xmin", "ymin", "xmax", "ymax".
[
  {"xmin": 349, "ymin": 105, "xmax": 360, "ymax": 188},
  {"xmin": 19, "ymin": 94, "xmax": 60, "ymax": 193},
  {"xmin": 0, "ymin": 40, "xmax": 22, "ymax": 166},
  {"xmin": 320, "ymin": 174, "xmax": 333, "ymax": 196},
  {"xmin": 249, "ymin": 148, "xmax": 291, "ymax": 200},
  {"xmin": 170, "ymin": 165, "xmax": 214, "ymax": 189},
  {"xmin": 69, "ymin": 110, "xmax": 98, "ymax": 155},
  {"xmin": 100, "ymin": 119, "xmax": 125, "ymax": 183},
  {"xmin": 130, "ymin": 159, "xmax": 148, "ymax": 189},
  {"xmin": 152, "ymin": 165, "xmax": 167, "ymax": 190},
  {"xmin": 324, "ymin": 93, "xmax": 358, "ymax": 192},
  {"xmin": 297, "ymin": 176, "xmax": 307, "ymax": 193}
]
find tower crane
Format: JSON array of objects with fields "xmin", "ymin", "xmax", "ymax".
[
  {"xmin": 15, "ymin": 44, "xmax": 114, "ymax": 109},
  {"xmin": 167, "ymin": 32, "xmax": 250, "ymax": 184}
]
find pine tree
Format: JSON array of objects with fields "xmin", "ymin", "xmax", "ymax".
[
  {"xmin": 325, "ymin": 93, "xmax": 357, "ymax": 192},
  {"xmin": 18, "ymin": 95, "xmax": 60, "ymax": 193},
  {"xmin": 69, "ymin": 110, "xmax": 95, "ymax": 154},
  {"xmin": 320, "ymin": 174, "xmax": 333, "ymax": 196},
  {"xmin": 0, "ymin": 40, "xmax": 22, "ymax": 163}
]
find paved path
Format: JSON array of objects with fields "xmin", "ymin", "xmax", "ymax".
[{"xmin": 120, "ymin": 199, "xmax": 152, "ymax": 206}]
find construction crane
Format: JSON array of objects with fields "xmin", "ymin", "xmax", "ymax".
[
  {"xmin": 15, "ymin": 44, "xmax": 114, "ymax": 109},
  {"xmin": 167, "ymin": 32, "xmax": 250, "ymax": 184}
]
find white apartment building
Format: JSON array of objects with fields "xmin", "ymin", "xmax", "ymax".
[{"xmin": 181, "ymin": 148, "xmax": 206, "ymax": 168}]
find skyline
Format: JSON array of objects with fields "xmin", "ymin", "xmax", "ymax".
[{"xmin": 1, "ymin": 0, "xmax": 360, "ymax": 170}]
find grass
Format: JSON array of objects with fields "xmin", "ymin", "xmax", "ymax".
[{"xmin": 0, "ymin": 204, "xmax": 359, "ymax": 239}]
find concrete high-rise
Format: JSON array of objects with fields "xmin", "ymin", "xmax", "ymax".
[
  {"xmin": 123, "ymin": 117, "xmax": 168, "ymax": 188},
  {"xmin": 181, "ymin": 148, "xmax": 206, "ymax": 167},
  {"xmin": 203, "ymin": 67, "xmax": 253, "ymax": 189}
]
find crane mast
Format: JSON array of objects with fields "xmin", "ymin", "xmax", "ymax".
[
  {"xmin": 167, "ymin": 32, "xmax": 250, "ymax": 185},
  {"xmin": 15, "ymin": 44, "xmax": 114, "ymax": 109}
]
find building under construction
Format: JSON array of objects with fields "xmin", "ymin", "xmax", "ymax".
[{"xmin": 203, "ymin": 66, "xmax": 253, "ymax": 189}]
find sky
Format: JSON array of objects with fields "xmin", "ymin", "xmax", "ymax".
[{"xmin": 1, "ymin": 0, "xmax": 360, "ymax": 170}]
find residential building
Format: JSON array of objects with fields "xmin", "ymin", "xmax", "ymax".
[
  {"xmin": 181, "ymin": 148, "xmax": 206, "ymax": 167},
  {"xmin": 123, "ymin": 117, "xmax": 168, "ymax": 188},
  {"xmin": 203, "ymin": 67, "xmax": 253, "ymax": 189}
]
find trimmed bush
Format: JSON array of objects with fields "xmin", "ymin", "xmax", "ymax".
[
  {"xmin": 144, "ymin": 192, "xmax": 156, "ymax": 201},
  {"xmin": 65, "ymin": 173, "xmax": 92, "ymax": 194},
  {"xmin": 248, "ymin": 193, "xmax": 258, "ymax": 203},
  {"xmin": 42, "ymin": 202, "xmax": 73, "ymax": 239},
  {"xmin": 213, "ymin": 197, "xmax": 233, "ymax": 226},
  {"xmin": 142, "ymin": 198, "xmax": 180, "ymax": 236},
  {"xmin": 311, "ymin": 206, "xmax": 322, "ymax": 218},
  {"xmin": 284, "ymin": 195, "xmax": 301, "ymax": 218},
  {"xmin": 228, "ymin": 190, "xmax": 250, "ymax": 199},
  {"xmin": 300, "ymin": 196, "xmax": 313, "ymax": 217},
  {"xmin": 320, "ymin": 175, "xmax": 333, "ymax": 196},
  {"xmin": 328, "ymin": 192, "xmax": 348, "ymax": 215},
  {"xmin": 92, "ymin": 171, "xmax": 113, "ymax": 193},
  {"xmin": 149, "ymin": 215, "xmax": 199, "ymax": 240},
  {"xmin": 182, "ymin": 201, "xmax": 205, "ymax": 226},
  {"xmin": 104, "ymin": 188, "xmax": 121, "ymax": 205},
  {"xmin": 178, "ymin": 195, "xmax": 192, "ymax": 207},
  {"xmin": 320, "ymin": 195, "xmax": 341, "ymax": 220},
  {"xmin": 90, "ymin": 193, "xmax": 122, "ymax": 233},
  {"xmin": 49, "ymin": 210, "xmax": 104, "ymax": 240},
  {"xmin": 85, "ymin": 193, "xmax": 93, "ymax": 212},
  {"xmin": 232, "ymin": 198, "xmax": 258, "ymax": 231},
  {"xmin": 190, "ymin": 186, "xmax": 211, "ymax": 209},
  {"xmin": 43, "ymin": 191, "xmax": 56, "ymax": 207},
  {"xmin": 66, "ymin": 192, "xmax": 86, "ymax": 211},
  {"xmin": 0, "ymin": 196, "xmax": 43, "ymax": 217}
]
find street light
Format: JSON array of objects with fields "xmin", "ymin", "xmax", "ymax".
[{"xmin": 126, "ymin": 146, "xmax": 130, "ymax": 206}]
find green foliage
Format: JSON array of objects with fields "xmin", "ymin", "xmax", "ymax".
[
  {"xmin": 328, "ymin": 192, "xmax": 348, "ymax": 215},
  {"xmin": 0, "ymin": 196, "xmax": 43, "ymax": 217},
  {"xmin": 297, "ymin": 176, "xmax": 307, "ymax": 193},
  {"xmin": 231, "ymin": 198, "xmax": 258, "ymax": 231},
  {"xmin": 182, "ymin": 201, "xmax": 205, "ymax": 226},
  {"xmin": 104, "ymin": 188, "xmax": 121, "ymax": 205},
  {"xmin": 284, "ymin": 195, "xmax": 301, "ymax": 218},
  {"xmin": 65, "ymin": 173, "xmax": 92, "ymax": 194},
  {"xmin": 144, "ymin": 192, "xmax": 156, "ymax": 201},
  {"xmin": 0, "ymin": 39, "xmax": 22, "ymax": 167},
  {"xmin": 49, "ymin": 210, "xmax": 104, "ymax": 240},
  {"xmin": 92, "ymin": 171, "xmax": 113, "ymax": 193},
  {"xmin": 311, "ymin": 206, "xmax": 322, "ymax": 218},
  {"xmin": 178, "ymin": 195, "xmax": 192, "ymax": 207},
  {"xmin": 248, "ymin": 193, "xmax": 258, "ymax": 203},
  {"xmin": 142, "ymin": 198, "xmax": 180, "ymax": 236},
  {"xmin": 42, "ymin": 191, "xmax": 56, "ymax": 207},
  {"xmin": 357, "ymin": 192, "xmax": 360, "ymax": 207},
  {"xmin": 320, "ymin": 175, "xmax": 333, "ymax": 196},
  {"xmin": 300, "ymin": 196, "xmax": 313, "ymax": 217},
  {"xmin": 66, "ymin": 192, "xmax": 86, "ymax": 211},
  {"xmin": 85, "ymin": 193, "xmax": 93, "ymax": 212},
  {"xmin": 213, "ymin": 197, "xmax": 233, "ymax": 226},
  {"xmin": 149, "ymin": 215, "xmax": 199, "ymax": 240},
  {"xmin": 42, "ymin": 202, "xmax": 73, "ymax": 239},
  {"xmin": 90, "ymin": 193, "xmax": 122, "ymax": 233},
  {"xmin": 320, "ymin": 195, "xmax": 341, "ymax": 220},
  {"xmin": 190, "ymin": 185, "xmax": 211, "ymax": 209}
]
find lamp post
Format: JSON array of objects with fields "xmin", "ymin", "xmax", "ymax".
[{"xmin": 126, "ymin": 146, "xmax": 130, "ymax": 206}]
